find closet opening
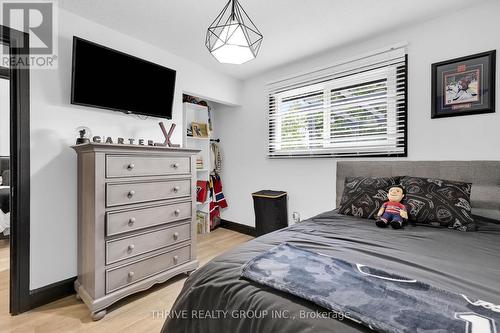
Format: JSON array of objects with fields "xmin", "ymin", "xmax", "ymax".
[{"xmin": 182, "ymin": 93, "xmax": 228, "ymax": 235}]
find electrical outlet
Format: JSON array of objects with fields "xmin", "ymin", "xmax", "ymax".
[{"xmin": 292, "ymin": 212, "xmax": 301, "ymax": 223}]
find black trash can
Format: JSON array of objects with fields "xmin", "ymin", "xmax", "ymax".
[{"xmin": 252, "ymin": 190, "xmax": 288, "ymax": 236}]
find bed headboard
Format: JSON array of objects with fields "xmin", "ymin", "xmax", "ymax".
[{"xmin": 336, "ymin": 161, "xmax": 500, "ymax": 220}]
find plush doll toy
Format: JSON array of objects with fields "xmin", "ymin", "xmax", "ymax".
[{"xmin": 376, "ymin": 185, "xmax": 408, "ymax": 229}]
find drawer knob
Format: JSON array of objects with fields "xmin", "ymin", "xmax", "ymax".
[
  {"xmin": 127, "ymin": 163, "xmax": 135, "ymax": 170},
  {"xmin": 173, "ymin": 186, "xmax": 180, "ymax": 193},
  {"xmin": 128, "ymin": 271, "xmax": 135, "ymax": 279},
  {"xmin": 173, "ymin": 232, "xmax": 179, "ymax": 240},
  {"xmin": 174, "ymin": 209, "xmax": 180, "ymax": 216},
  {"xmin": 127, "ymin": 190, "xmax": 135, "ymax": 198},
  {"xmin": 128, "ymin": 217, "xmax": 136, "ymax": 226},
  {"xmin": 172, "ymin": 162, "xmax": 179, "ymax": 169},
  {"xmin": 173, "ymin": 255, "xmax": 179, "ymax": 263},
  {"xmin": 128, "ymin": 244, "xmax": 135, "ymax": 252}
]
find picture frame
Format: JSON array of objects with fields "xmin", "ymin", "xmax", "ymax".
[
  {"xmin": 431, "ymin": 50, "xmax": 496, "ymax": 119},
  {"xmin": 191, "ymin": 122, "xmax": 209, "ymax": 138}
]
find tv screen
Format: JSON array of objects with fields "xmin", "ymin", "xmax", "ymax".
[{"xmin": 71, "ymin": 37, "xmax": 176, "ymax": 119}]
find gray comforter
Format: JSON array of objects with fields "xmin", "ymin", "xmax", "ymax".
[{"xmin": 162, "ymin": 211, "xmax": 500, "ymax": 333}]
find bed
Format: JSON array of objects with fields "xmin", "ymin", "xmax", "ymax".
[{"xmin": 162, "ymin": 161, "xmax": 500, "ymax": 333}]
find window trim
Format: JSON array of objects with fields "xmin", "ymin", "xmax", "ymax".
[{"xmin": 267, "ymin": 54, "xmax": 408, "ymax": 159}]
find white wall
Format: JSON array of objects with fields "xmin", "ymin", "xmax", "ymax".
[
  {"xmin": 0, "ymin": 78, "xmax": 8, "ymax": 157},
  {"xmin": 30, "ymin": 9, "xmax": 242, "ymax": 289},
  {"xmin": 215, "ymin": 1, "xmax": 500, "ymax": 227}
]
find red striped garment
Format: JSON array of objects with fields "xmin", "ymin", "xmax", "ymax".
[{"xmin": 382, "ymin": 201, "xmax": 406, "ymax": 214}]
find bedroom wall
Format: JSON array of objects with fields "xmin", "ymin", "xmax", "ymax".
[
  {"xmin": 215, "ymin": 1, "xmax": 500, "ymax": 227},
  {"xmin": 29, "ymin": 9, "xmax": 242, "ymax": 289}
]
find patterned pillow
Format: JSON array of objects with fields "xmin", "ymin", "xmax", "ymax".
[
  {"xmin": 400, "ymin": 176, "xmax": 476, "ymax": 231},
  {"xmin": 338, "ymin": 176, "xmax": 400, "ymax": 219}
]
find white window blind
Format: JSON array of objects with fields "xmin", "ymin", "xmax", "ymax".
[{"xmin": 268, "ymin": 46, "xmax": 407, "ymax": 158}]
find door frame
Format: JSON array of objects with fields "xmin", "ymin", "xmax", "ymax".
[
  {"xmin": 2, "ymin": 24, "xmax": 31, "ymax": 314},
  {"xmin": 2, "ymin": 24, "xmax": 75, "ymax": 315}
]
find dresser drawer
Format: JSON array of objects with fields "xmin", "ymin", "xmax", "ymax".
[
  {"xmin": 106, "ymin": 201, "xmax": 192, "ymax": 237},
  {"xmin": 106, "ymin": 179, "xmax": 191, "ymax": 207},
  {"xmin": 106, "ymin": 155, "xmax": 190, "ymax": 178},
  {"xmin": 106, "ymin": 223, "xmax": 190, "ymax": 264},
  {"xmin": 106, "ymin": 245, "xmax": 190, "ymax": 293}
]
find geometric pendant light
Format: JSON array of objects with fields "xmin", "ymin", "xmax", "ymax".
[{"xmin": 206, "ymin": 0, "xmax": 263, "ymax": 64}]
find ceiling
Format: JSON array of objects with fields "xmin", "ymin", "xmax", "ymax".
[{"xmin": 60, "ymin": 0, "xmax": 486, "ymax": 80}]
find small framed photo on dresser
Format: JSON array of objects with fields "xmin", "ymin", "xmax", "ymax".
[{"xmin": 431, "ymin": 50, "xmax": 496, "ymax": 119}]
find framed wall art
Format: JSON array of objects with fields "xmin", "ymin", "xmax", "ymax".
[
  {"xmin": 191, "ymin": 122, "xmax": 209, "ymax": 138},
  {"xmin": 431, "ymin": 50, "xmax": 496, "ymax": 118}
]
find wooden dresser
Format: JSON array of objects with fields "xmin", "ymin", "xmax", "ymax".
[{"xmin": 72, "ymin": 143, "xmax": 199, "ymax": 320}]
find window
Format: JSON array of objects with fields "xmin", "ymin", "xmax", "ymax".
[{"xmin": 268, "ymin": 47, "xmax": 407, "ymax": 158}]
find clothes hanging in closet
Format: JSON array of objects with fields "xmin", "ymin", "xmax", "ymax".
[
  {"xmin": 210, "ymin": 142, "xmax": 222, "ymax": 175},
  {"xmin": 209, "ymin": 174, "xmax": 228, "ymax": 229}
]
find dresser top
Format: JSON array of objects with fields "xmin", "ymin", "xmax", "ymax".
[{"xmin": 72, "ymin": 142, "xmax": 200, "ymax": 154}]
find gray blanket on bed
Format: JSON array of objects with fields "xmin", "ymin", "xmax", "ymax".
[
  {"xmin": 241, "ymin": 243, "xmax": 500, "ymax": 333},
  {"xmin": 162, "ymin": 211, "xmax": 500, "ymax": 333}
]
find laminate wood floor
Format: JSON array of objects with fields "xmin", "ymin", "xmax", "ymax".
[{"xmin": 0, "ymin": 228, "xmax": 252, "ymax": 333}]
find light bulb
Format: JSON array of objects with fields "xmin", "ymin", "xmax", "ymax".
[{"xmin": 210, "ymin": 21, "xmax": 255, "ymax": 64}]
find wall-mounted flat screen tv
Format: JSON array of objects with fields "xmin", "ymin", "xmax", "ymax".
[{"xmin": 71, "ymin": 37, "xmax": 176, "ymax": 119}]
